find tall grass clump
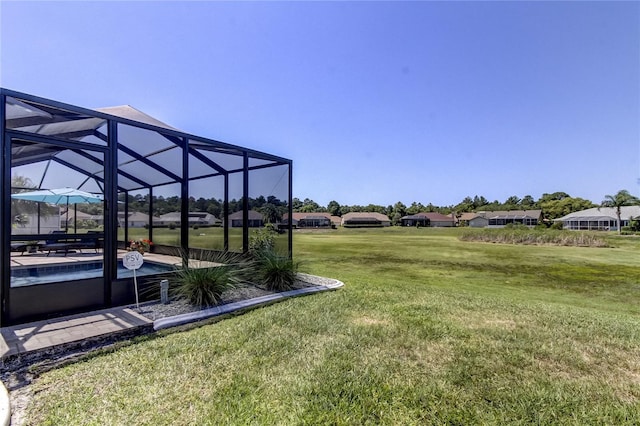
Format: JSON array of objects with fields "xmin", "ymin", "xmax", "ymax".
[
  {"xmin": 460, "ymin": 228, "xmax": 608, "ymax": 247},
  {"xmin": 173, "ymin": 250, "xmax": 253, "ymax": 307},
  {"xmin": 248, "ymin": 224, "xmax": 301, "ymax": 291},
  {"xmin": 253, "ymin": 249, "xmax": 300, "ymax": 291}
]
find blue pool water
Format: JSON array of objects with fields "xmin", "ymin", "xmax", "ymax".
[{"xmin": 11, "ymin": 261, "xmax": 176, "ymax": 287}]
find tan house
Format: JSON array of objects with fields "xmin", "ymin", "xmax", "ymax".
[
  {"xmin": 457, "ymin": 212, "xmax": 478, "ymax": 227},
  {"xmin": 341, "ymin": 212, "xmax": 391, "ymax": 227},
  {"xmin": 401, "ymin": 212, "xmax": 455, "ymax": 227},
  {"xmin": 153, "ymin": 212, "xmax": 220, "ymax": 227},
  {"xmin": 228, "ymin": 210, "xmax": 264, "ymax": 228},
  {"xmin": 283, "ymin": 212, "xmax": 333, "ymax": 228}
]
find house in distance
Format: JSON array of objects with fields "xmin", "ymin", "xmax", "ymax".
[{"xmin": 401, "ymin": 212, "xmax": 455, "ymax": 227}]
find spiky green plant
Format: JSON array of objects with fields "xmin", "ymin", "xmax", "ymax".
[
  {"xmin": 173, "ymin": 251, "xmax": 253, "ymax": 307},
  {"xmin": 255, "ymin": 249, "xmax": 300, "ymax": 291}
]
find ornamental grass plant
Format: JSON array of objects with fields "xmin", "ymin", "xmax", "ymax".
[
  {"xmin": 172, "ymin": 250, "xmax": 253, "ymax": 307},
  {"xmin": 253, "ymin": 249, "xmax": 300, "ymax": 291},
  {"xmin": 248, "ymin": 224, "xmax": 301, "ymax": 291}
]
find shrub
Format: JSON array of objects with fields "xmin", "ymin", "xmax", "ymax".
[
  {"xmin": 550, "ymin": 221, "xmax": 563, "ymax": 230},
  {"xmin": 629, "ymin": 217, "xmax": 640, "ymax": 232},
  {"xmin": 249, "ymin": 224, "xmax": 278, "ymax": 252},
  {"xmin": 173, "ymin": 251, "xmax": 252, "ymax": 307},
  {"xmin": 80, "ymin": 219, "xmax": 98, "ymax": 229},
  {"xmin": 254, "ymin": 250, "xmax": 300, "ymax": 291},
  {"xmin": 168, "ymin": 222, "xmax": 177, "ymax": 230}
]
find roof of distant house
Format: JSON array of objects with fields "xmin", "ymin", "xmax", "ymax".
[
  {"xmin": 556, "ymin": 206, "xmax": 640, "ymax": 221},
  {"xmin": 124, "ymin": 212, "xmax": 149, "ymax": 221},
  {"xmin": 402, "ymin": 212, "xmax": 455, "ymax": 222},
  {"xmin": 228, "ymin": 210, "xmax": 264, "ymax": 220},
  {"xmin": 476, "ymin": 209, "xmax": 542, "ymax": 219},
  {"xmin": 342, "ymin": 212, "xmax": 390, "ymax": 222},
  {"xmin": 284, "ymin": 212, "xmax": 332, "ymax": 221},
  {"xmin": 458, "ymin": 212, "xmax": 479, "ymax": 221},
  {"xmin": 60, "ymin": 210, "xmax": 94, "ymax": 220},
  {"xmin": 154, "ymin": 212, "xmax": 219, "ymax": 221}
]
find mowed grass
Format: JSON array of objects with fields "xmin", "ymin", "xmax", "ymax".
[
  {"xmin": 26, "ymin": 227, "xmax": 640, "ymax": 424},
  {"xmin": 121, "ymin": 227, "xmax": 290, "ymax": 252}
]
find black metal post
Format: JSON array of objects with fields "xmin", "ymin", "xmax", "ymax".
[
  {"xmin": 288, "ymin": 161, "xmax": 293, "ymax": 258},
  {"xmin": 242, "ymin": 152, "xmax": 249, "ymax": 253},
  {"xmin": 181, "ymin": 138, "xmax": 189, "ymax": 265},
  {"xmin": 104, "ymin": 119, "xmax": 118, "ymax": 307},
  {"xmin": 224, "ymin": 173, "xmax": 229, "ymax": 252},
  {"xmin": 123, "ymin": 190, "xmax": 129, "ymax": 245},
  {"xmin": 0, "ymin": 94, "xmax": 9, "ymax": 325},
  {"xmin": 148, "ymin": 187, "xmax": 154, "ymax": 245}
]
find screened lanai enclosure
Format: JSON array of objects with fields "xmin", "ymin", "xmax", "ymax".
[{"xmin": 0, "ymin": 89, "xmax": 292, "ymax": 325}]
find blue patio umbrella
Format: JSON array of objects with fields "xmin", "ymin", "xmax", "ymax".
[{"xmin": 11, "ymin": 187, "xmax": 104, "ymax": 232}]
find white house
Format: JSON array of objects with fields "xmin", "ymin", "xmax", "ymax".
[
  {"xmin": 118, "ymin": 211, "xmax": 150, "ymax": 228},
  {"xmin": 12, "ymin": 212, "xmax": 60, "ymax": 235},
  {"xmin": 556, "ymin": 206, "xmax": 640, "ymax": 231}
]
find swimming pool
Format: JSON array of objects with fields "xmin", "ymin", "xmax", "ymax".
[{"xmin": 11, "ymin": 261, "xmax": 176, "ymax": 287}]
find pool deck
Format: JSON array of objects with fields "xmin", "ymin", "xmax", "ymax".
[{"xmin": 10, "ymin": 251, "xmax": 183, "ymax": 268}]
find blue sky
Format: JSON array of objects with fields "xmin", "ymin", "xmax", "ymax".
[{"xmin": 1, "ymin": 1, "xmax": 638, "ymax": 207}]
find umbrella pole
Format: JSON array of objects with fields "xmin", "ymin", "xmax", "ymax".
[{"xmin": 65, "ymin": 200, "xmax": 69, "ymax": 233}]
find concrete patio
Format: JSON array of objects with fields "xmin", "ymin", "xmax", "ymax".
[{"xmin": 0, "ymin": 305, "xmax": 153, "ymax": 362}]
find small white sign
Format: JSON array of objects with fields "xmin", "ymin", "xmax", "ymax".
[{"xmin": 123, "ymin": 251, "xmax": 144, "ymax": 270}]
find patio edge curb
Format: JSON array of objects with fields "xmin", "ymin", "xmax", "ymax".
[{"xmin": 153, "ymin": 274, "xmax": 344, "ymax": 331}]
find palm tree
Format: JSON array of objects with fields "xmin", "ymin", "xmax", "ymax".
[
  {"xmin": 258, "ymin": 203, "xmax": 281, "ymax": 224},
  {"xmin": 601, "ymin": 190, "xmax": 640, "ymax": 234}
]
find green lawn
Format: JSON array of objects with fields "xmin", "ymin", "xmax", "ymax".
[
  {"xmin": 121, "ymin": 227, "xmax": 290, "ymax": 252},
  {"xmin": 26, "ymin": 227, "xmax": 640, "ymax": 424}
]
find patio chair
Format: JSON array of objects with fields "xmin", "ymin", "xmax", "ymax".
[
  {"xmin": 73, "ymin": 231, "xmax": 103, "ymax": 253},
  {"xmin": 42, "ymin": 231, "xmax": 75, "ymax": 256},
  {"xmin": 10, "ymin": 243, "xmax": 27, "ymax": 255}
]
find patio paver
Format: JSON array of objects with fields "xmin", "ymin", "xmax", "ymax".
[{"xmin": 0, "ymin": 306, "xmax": 152, "ymax": 361}]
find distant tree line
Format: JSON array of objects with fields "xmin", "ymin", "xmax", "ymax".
[
  {"xmin": 118, "ymin": 193, "xmax": 288, "ymax": 224},
  {"xmin": 13, "ymin": 175, "xmax": 633, "ymax": 229},
  {"xmin": 113, "ymin": 191, "xmax": 609, "ymax": 226},
  {"xmin": 291, "ymin": 192, "xmax": 597, "ymax": 226}
]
